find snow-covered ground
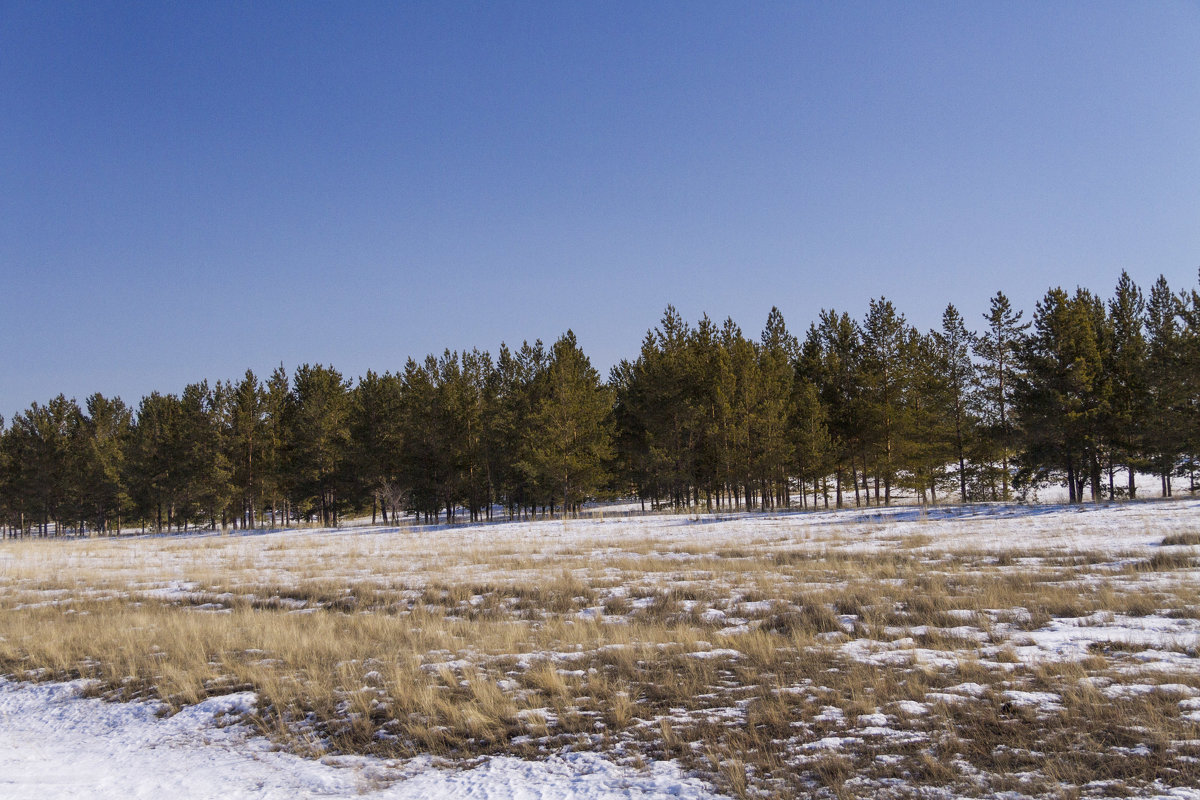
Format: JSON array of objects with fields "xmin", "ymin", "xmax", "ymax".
[
  {"xmin": 3, "ymin": 497, "xmax": 1200, "ymax": 798},
  {"xmin": 0, "ymin": 679, "xmax": 725, "ymax": 800}
]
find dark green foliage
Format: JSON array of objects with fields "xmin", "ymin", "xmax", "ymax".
[
  {"xmin": 2, "ymin": 396, "xmax": 81, "ymax": 534},
  {"xmin": 610, "ymin": 307, "xmax": 801, "ymax": 511},
  {"xmin": 974, "ymin": 291, "xmax": 1030, "ymax": 499},
  {"xmin": 859, "ymin": 298, "xmax": 912, "ymax": 505},
  {"xmin": 789, "ymin": 377, "xmax": 831, "ymax": 508},
  {"xmin": 74, "ymin": 394, "xmax": 132, "ymax": 532},
  {"xmin": 284, "ymin": 365, "xmax": 351, "ymax": 526},
  {"xmin": 934, "ymin": 304, "xmax": 978, "ymax": 502},
  {"xmin": 1015, "ymin": 289, "xmax": 1110, "ymax": 502},
  {"xmin": 228, "ymin": 370, "xmax": 269, "ymax": 528},
  {"xmin": 348, "ymin": 370, "xmax": 404, "ymax": 523},
  {"xmin": 1106, "ymin": 272, "xmax": 1148, "ymax": 498},
  {"xmin": 3, "ymin": 273, "xmax": 1200, "ymax": 536},
  {"xmin": 519, "ymin": 331, "xmax": 612, "ymax": 514},
  {"xmin": 801, "ymin": 310, "xmax": 863, "ymax": 507}
]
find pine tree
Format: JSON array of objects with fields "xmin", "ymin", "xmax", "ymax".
[
  {"xmin": 754, "ymin": 307, "xmax": 796, "ymax": 509},
  {"xmin": 933, "ymin": 305, "xmax": 977, "ymax": 502},
  {"xmin": 229, "ymin": 370, "xmax": 268, "ymax": 528},
  {"xmin": 127, "ymin": 391, "xmax": 181, "ymax": 532},
  {"xmin": 974, "ymin": 291, "xmax": 1030, "ymax": 499},
  {"xmin": 621, "ymin": 308, "xmax": 703, "ymax": 509},
  {"xmin": 1176, "ymin": 270, "xmax": 1200, "ymax": 492},
  {"xmin": 0, "ymin": 414, "xmax": 8, "ymax": 536},
  {"xmin": 284, "ymin": 365, "xmax": 352, "ymax": 526},
  {"xmin": 1144, "ymin": 276, "xmax": 1183, "ymax": 496},
  {"xmin": 789, "ymin": 376, "xmax": 831, "ymax": 509},
  {"xmin": 608, "ymin": 357, "xmax": 646, "ymax": 507},
  {"xmin": 423, "ymin": 349, "xmax": 494, "ymax": 522},
  {"xmin": 175, "ymin": 381, "xmax": 232, "ymax": 530},
  {"xmin": 457, "ymin": 349, "xmax": 496, "ymax": 521},
  {"xmin": 492, "ymin": 342, "xmax": 539, "ymax": 518},
  {"xmin": 263, "ymin": 366, "xmax": 291, "ymax": 525},
  {"xmin": 689, "ymin": 315, "xmax": 724, "ymax": 509},
  {"xmin": 1105, "ymin": 272, "xmax": 1148, "ymax": 497},
  {"xmin": 521, "ymin": 331, "xmax": 613, "ymax": 515},
  {"xmin": 723, "ymin": 319, "xmax": 760, "ymax": 509},
  {"xmin": 807, "ymin": 310, "xmax": 863, "ymax": 507},
  {"xmin": 860, "ymin": 298, "xmax": 911, "ymax": 505},
  {"xmin": 349, "ymin": 370, "xmax": 404, "ymax": 524},
  {"xmin": 1016, "ymin": 288, "xmax": 1108, "ymax": 502},
  {"xmin": 75, "ymin": 393, "xmax": 132, "ymax": 533},
  {"xmin": 4, "ymin": 396, "xmax": 81, "ymax": 535},
  {"xmin": 905, "ymin": 329, "xmax": 955, "ymax": 503}
]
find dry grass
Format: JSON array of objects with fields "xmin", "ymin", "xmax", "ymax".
[
  {"xmin": 1162, "ymin": 531, "xmax": 1200, "ymax": 546},
  {"xmin": 2, "ymin": 504, "xmax": 1200, "ymax": 798}
]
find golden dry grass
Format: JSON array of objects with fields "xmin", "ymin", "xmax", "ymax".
[{"xmin": 2, "ymin": 503, "xmax": 1200, "ymax": 798}]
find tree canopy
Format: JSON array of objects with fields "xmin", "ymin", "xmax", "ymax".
[{"xmin": 4, "ymin": 271, "xmax": 1200, "ymax": 537}]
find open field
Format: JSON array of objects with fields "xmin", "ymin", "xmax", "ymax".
[{"xmin": 2, "ymin": 500, "xmax": 1200, "ymax": 798}]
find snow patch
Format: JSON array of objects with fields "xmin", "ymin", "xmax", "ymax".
[{"xmin": 0, "ymin": 679, "xmax": 727, "ymax": 799}]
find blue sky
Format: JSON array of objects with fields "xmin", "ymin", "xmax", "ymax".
[{"xmin": 2, "ymin": 2, "xmax": 1198, "ymax": 418}]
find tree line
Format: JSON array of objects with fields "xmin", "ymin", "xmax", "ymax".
[{"xmin": 3, "ymin": 271, "xmax": 1199, "ymax": 537}]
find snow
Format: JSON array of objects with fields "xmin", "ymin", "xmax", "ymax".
[
  {"xmin": 687, "ymin": 648, "xmax": 741, "ymax": 660},
  {"xmin": 0, "ymin": 679, "xmax": 726, "ymax": 800},
  {"xmin": 1004, "ymin": 613, "xmax": 1200, "ymax": 663},
  {"xmin": 891, "ymin": 701, "xmax": 928, "ymax": 716},
  {"xmin": 1000, "ymin": 690, "xmax": 1065, "ymax": 713},
  {"xmin": 6, "ymin": 496, "xmax": 1200, "ymax": 797}
]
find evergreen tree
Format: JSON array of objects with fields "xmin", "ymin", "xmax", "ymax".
[
  {"xmin": 1105, "ymin": 272, "xmax": 1148, "ymax": 497},
  {"xmin": 608, "ymin": 357, "xmax": 646, "ymax": 506},
  {"xmin": 4, "ymin": 396, "xmax": 81, "ymax": 535},
  {"xmin": 754, "ymin": 308, "xmax": 796, "ymax": 509},
  {"xmin": 284, "ymin": 365, "xmax": 352, "ymax": 526},
  {"xmin": 0, "ymin": 415, "xmax": 8, "ymax": 535},
  {"xmin": 723, "ymin": 319, "xmax": 761, "ymax": 509},
  {"xmin": 859, "ymin": 298, "xmax": 911, "ymax": 505},
  {"xmin": 689, "ymin": 315, "xmax": 725, "ymax": 509},
  {"xmin": 521, "ymin": 331, "xmax": 613, "ymax": 515},
  {"xmin": 262, "ymin": 365, "xmax": 291, "ymax": 525},
  {"xmin": 1176, "ymin": 270, "xmax": 1200, "ymax": 491},
  {"xmin": 807, "ymin": 310, "xmax": 863, "ymax": 507},
  {"xmin": 229, "ymin": 370, "xmax": 268, "ymax": 528},
  {"xmin": 905, "ymin": 329, "xmax": 955, "ymax": 503},
  {"xmin": 789, "ymin": 376, "xmax": 831, "ymax": 509},
  {"xmin": 621, "ymin": 308, "xmax": 703, "ymax": 509},
  {"xmin": 1144, "ymin": 276, "xmax": 1183, "ymax": 496},
  {"xmin": 932, "ymin": 304, "xmax": 977, "ymax": 502},
  {"xmin": 492, "ymin": 342, "xmax": 541, "ymax": 518},
  {"xmin": 974, "ymin": 291, "xmax": 1029, "ymax": 498},
  {"xmin": 74, "ymin": 393, "xmax": 132, "ymax": 533},
  {"xmin": 1016, "ymin": 288, "xmax": 1108, "ymax": 502},
  {"xmin": 451, "ymin": 349, "xmax": 496, "ymax": 521},
  {"xmin": 175, "ymin": 381, "xmax": 233, "ymax": 529},
  {"xmin": 127, "ymin": 392, "xmax": 179, "ymax": 531},
  {"xmin": 398, "ymin": 355, "xmax": 450, "ymax": 521},
  {"xmin": 349, "ymin": 370, "xmax": 404, "ymax": 524}
]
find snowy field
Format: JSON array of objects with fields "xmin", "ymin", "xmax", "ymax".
[
  {"xmin": 0, "ymin": 680, "xmax": 718, "ymax": 799},
  {"xmin": 2, "ymin": 498, "xmax": 1200, "ymax": 798}
]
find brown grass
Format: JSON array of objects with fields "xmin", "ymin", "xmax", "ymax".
[{"xmin": 2, "ymin": 507, "xmax": 1200, "ymax": 798}]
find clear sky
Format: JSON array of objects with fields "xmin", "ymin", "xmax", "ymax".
[{"xmin": 2, "ymin": 1, "xmax": 1198, "ymax": 419}]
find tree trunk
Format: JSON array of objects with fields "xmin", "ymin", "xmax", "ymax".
[{"xmin": 958, "ymin": 451, "xmax": 967, "ymax": 504}]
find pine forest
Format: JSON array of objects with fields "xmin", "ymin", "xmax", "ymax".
[{"xmin": 4, "ymin": 270, "xmax": 1200, "ymax": 537}]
